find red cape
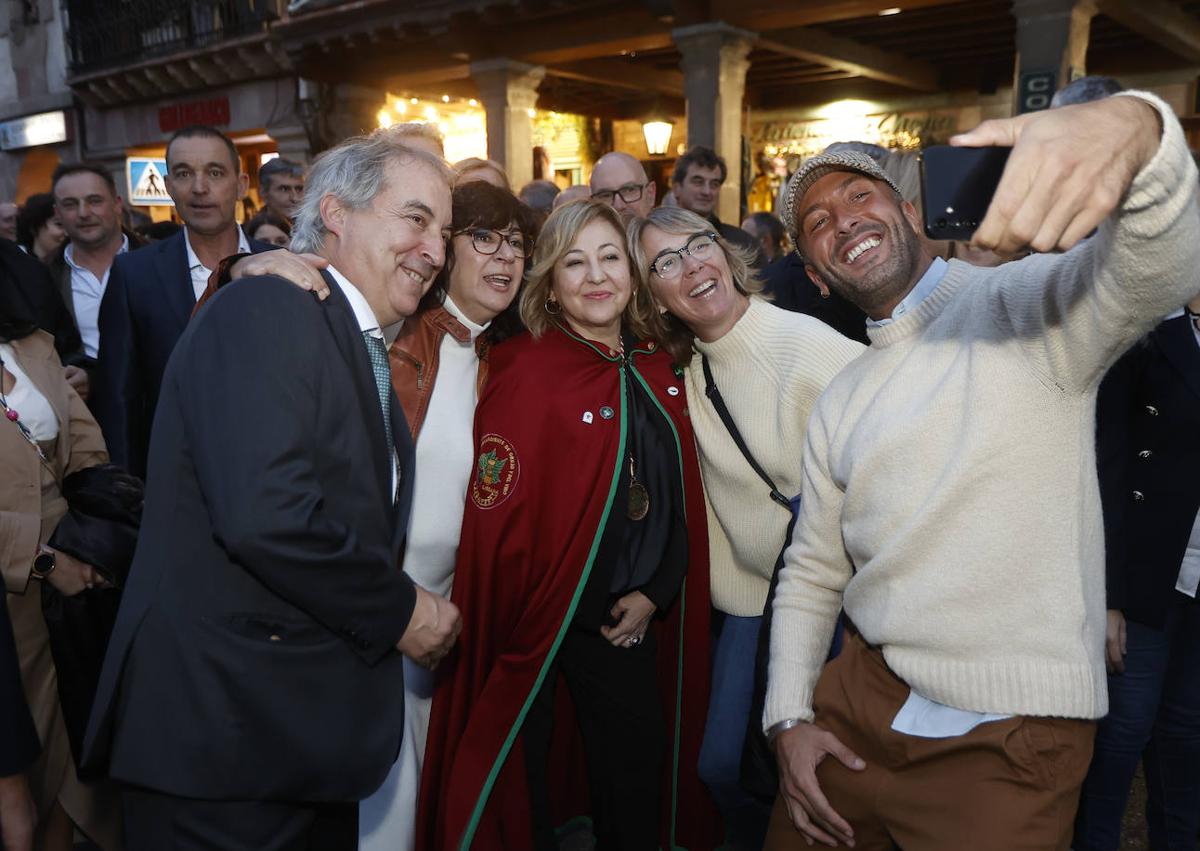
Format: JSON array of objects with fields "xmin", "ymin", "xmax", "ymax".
[{"xmin": 417, "ymin": 324, "xmax": 719, "ymax": 850}]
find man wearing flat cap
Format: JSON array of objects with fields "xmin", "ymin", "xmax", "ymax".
[{"xmin": 762, "ymin": 91, "xmax": 1200, "ymax": 850}]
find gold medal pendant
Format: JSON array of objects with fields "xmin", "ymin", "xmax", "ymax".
[{"xmin": 627, "ymin": 456, "xmax": 650, "ymax": 521}]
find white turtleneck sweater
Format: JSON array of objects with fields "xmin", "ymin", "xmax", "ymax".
[
  {"xmin": 401, "ymin": 295, "xmax": 487, "ymax": 596},
  {"xmin": 766, "ymin": 91, "xmax": 1200, "ymax": 728},
  {"xmin": 684, "ymin": 297, "xmax": 864, "ymax": 616}
]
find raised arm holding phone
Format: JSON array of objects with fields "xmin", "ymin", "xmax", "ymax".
[{"xmin": 765, "ymin": 92, "xmax": 1198, "ymax": 851}]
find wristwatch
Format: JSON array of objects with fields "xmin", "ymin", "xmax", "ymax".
[{"xmin": 31, "ymin": 548, "xmax": 56, "ymax": 581}]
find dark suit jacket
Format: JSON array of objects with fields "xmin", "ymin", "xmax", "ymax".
[
  {"xmin": 0, "ymin": 238, "xmax": 86, "ymax": 367},
  {"xmin": 0, "ymin": 593, "xmax": 39, "ymax": 776},
  {"xmin": 91, "ymin": 231, "xmax": 277, "ymax": 478},
  {"xmin": 83, "ymin": 271, "xmax": 418, "ymax": 801},
  {"xmin": 1097, "ymin": 314, "xmax": 1200, "ymax": 628},
  {"xmin": 709, "ymin": 215, "xmax": 768, "ymax": 269},
  {"xmin": 760, "ymin": 252, "xmax": 870, "ymax": 345}
]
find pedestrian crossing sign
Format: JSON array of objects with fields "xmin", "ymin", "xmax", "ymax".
[{"xmin": 127, "ymin": 157, "xmax": 173, "ymax": 206}]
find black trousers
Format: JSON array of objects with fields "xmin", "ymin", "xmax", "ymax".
[
  {"xmin": 122, "ymin": 785, "xmax": 357, "ymax": 851},
  {"xmin": 523, "ymin": 625, "xmax": 665, "ymax": 851}
]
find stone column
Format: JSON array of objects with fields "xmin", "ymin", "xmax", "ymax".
[
  {"xmin": 673, "ymin": 22, "xmax": 755, "ymax": 225},
  {"xmin": 469, "ymin": 59, "xmax": 545, "ymax": 190},
  {"xmin": 267, "ymin": 120, "xmax": 312, "ymax": 165},
  {"xmin": 1011, "ymin": 0, "xmax": 1097, "ymax": 113}
]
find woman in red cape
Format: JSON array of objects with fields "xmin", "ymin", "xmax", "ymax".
[{"xmin": 418, "ymin": 200, "xmax": 719, "ymax": 850}]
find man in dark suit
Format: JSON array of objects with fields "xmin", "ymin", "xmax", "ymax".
[
  {"xmin": 1074, "ymin": 300, "xmax": 1200, "ymax": 850},
  {"xmin": 48, "ymin": 162, "xmax": 145, "ymax": 387},
  {"xmin": 83, "ymin": 133, "xmax": 462, "ymax": 849},
  {"xmin": 92, "ymin": 125, "xmax": 278, "ymax": 478}
]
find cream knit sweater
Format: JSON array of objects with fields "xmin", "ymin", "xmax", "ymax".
[
  {"xmin": 765, "ymin": 91, "xmax": 1200, "ymax": 726},
  {"xmin": 686, "ymin": 299, "xmax": 864, "ymax": 616}
]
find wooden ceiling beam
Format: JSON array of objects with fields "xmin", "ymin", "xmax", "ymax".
[
  {"xmin": 712, "ymin": 0, "xmax": 971, "ymax": 32},
  {"xmin": 1095, "ymin": 0, "xmax": 1200, "ymax": 62},
  {"xmin": 546, "ymin": 58, "xmax": 685, "ymax": 97},
  {"xmin": 757, "ymin": 27, "xmax": 941, "ymax": 91}
]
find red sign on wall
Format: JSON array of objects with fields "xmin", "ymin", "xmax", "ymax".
[{"xmin": 158, "ymin": 97, "xmax": 231, "ymax": 133}]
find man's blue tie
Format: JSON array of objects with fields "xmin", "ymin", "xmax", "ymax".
[{"xmin": 362, "ymin": 332, "xmax": 397, "ymax": 488}]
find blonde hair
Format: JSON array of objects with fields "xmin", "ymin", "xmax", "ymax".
[
  {"xmin": 627, "ymin": 206, "xmax": 762, "ymax": 366},
  {"xmin": 519, "ymin": 199, "xmax": 662, "ymax": 342}
]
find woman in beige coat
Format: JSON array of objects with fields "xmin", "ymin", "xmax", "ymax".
[{"xmin": 1, "ymin": 306, "xmax": 122, "ymax": 851}]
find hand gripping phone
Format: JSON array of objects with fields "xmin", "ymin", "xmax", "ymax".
[{"xmin": 919, "ymin": 145, "xmax": 1011, "ymax": 241}]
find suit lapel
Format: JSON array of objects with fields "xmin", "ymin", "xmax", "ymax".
[
  {"xmin": 158, "ymin": 232, "xmax": 196, "ymax": 331},
  {"xmin": 389, "ymin": 395, "xmax": 415, "ymax": 550},
  {"xmin": 318, "ymin": 271, "xmax": 392, "ymax": 504},
  {"xmin": 1153, "ymin": 315, "xmax": 1200, "ymax": 405}
]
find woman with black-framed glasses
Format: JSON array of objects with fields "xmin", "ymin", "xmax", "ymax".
[{"xmin": 629, "ymin": 206, "xmax": 865, "ymax": 851}]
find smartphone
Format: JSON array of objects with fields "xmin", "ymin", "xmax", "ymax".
[{"xmin": 919, "ymin": 145, "xmax": 1010, "ymax": 241}]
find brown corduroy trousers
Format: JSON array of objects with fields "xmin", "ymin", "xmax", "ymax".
[{"xmin": 764, "ymin": 631, "xmax": 1096, "ymax": 851}]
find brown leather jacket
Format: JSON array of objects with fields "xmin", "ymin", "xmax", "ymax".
[{"xmin": 389, "ymin": 305, "xmax": 489, "ymax": 440}]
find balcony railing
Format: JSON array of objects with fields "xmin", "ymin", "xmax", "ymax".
[{"xmin": 67, "ymin": 0, "xmax": 281, "ymax": 75}]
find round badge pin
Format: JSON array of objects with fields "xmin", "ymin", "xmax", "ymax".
[{"xmin": 600, "ymin": 406, "xmax": 614, "ymax": 419}]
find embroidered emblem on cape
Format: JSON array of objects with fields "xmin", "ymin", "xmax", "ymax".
[
  {"xmin": 472, "ymin": 433, "xmax": 520, "ymax": 509},
  {"xmin": 582, "ymin": 411, "xmax": 594, "ymax": 424},
  {"xmin": 600, "ymin": 406, "xmax": 614, "ymax": 420}
]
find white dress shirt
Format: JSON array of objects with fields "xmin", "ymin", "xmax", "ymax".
[
  {"xmin": 184, "ymin": 226, "xmax": 251, "ymax": 302},
  {"xmin": 0, "ymin": 343, "xmax": 58, "ymax": 441},
  {"xmin": 325, "ymin": 265, "xmax": 402, "ymax": 498},
  {"xmin": 64, "ymin": 234, "xmax": 130, "ymax": 358}
]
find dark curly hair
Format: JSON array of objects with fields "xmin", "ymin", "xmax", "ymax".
[{"xmin": 16, "ymin": 193, "xmax": 58, "ymax": 252}]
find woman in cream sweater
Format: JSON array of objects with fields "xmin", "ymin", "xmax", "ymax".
[{"xmin": 629, "ymin": 207, "xmax": 863, "ymax": 849}]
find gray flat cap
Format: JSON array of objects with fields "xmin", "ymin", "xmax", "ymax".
[{"xmin": 782, "ymin": 150, "xmax": 900, "ymax": 237}]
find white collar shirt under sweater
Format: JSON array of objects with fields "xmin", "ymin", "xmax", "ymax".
[{"xmin": 765, "ymin": 91, "xmax": 1200, "ymax": 727}]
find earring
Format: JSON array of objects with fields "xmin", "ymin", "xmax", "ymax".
[{"xmin": 544, "ymin": 297, "xmax": 561, "ymax": 315}]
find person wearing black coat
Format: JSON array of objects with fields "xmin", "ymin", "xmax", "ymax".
[
  {"xmin": 1074, "ymin": 306, "xmax": 1200, "ymax": 851},
  {"xmin": 0, "ymin": 239, "xmax": 89, "ymax": 395},
  {"xmin": 759, "ymin": 251, "xmax": 869, "ymax": 345}
]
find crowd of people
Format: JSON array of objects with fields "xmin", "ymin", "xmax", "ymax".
[{"xmin": 0, "ymin": 74, "xmax": 1197, "ymax": 851}]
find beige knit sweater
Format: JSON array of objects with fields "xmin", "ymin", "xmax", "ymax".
[
  {"xmin": 765, "ymin": 91, "xmax": 1200, "ymax": 727},
  {"xmin": 686, "ymin": 299, "xmax": 864, "ymax": 616}
]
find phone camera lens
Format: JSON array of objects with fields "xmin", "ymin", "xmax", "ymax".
[{"xmin": 936, "ymin": 217, "xmax": 948, "ymax": 229}]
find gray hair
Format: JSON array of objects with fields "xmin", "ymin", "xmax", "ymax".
[
  {"xmin": 258, "ymin": 157, "xmax": 303, "ymax": 191},
  {"xmin": 1050, "ymin": 75, "xmax": 1124, "ymax": 108},
  {"xmin": 290, "ymin": 128, "xmax": 453, "ymax": 255},
  {"xmin": 628, "ymin": 206, "xmax": 762, "ymax": 295},
  {"xmin": 390, "ymin": 121, "xmax": 446, "ymax": 157},
  {"xmin": 518, "ymin": 179, "xmax": 560, "ymax": 213}
]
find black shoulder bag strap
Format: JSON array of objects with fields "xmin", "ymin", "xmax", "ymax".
[
  {"xmin": 701, "ymin": 354, "xmax": 792, "ymax": 511},
  {"xmin": 703, "ymin": 353, "xmax": 797, "ymax": 803}
]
